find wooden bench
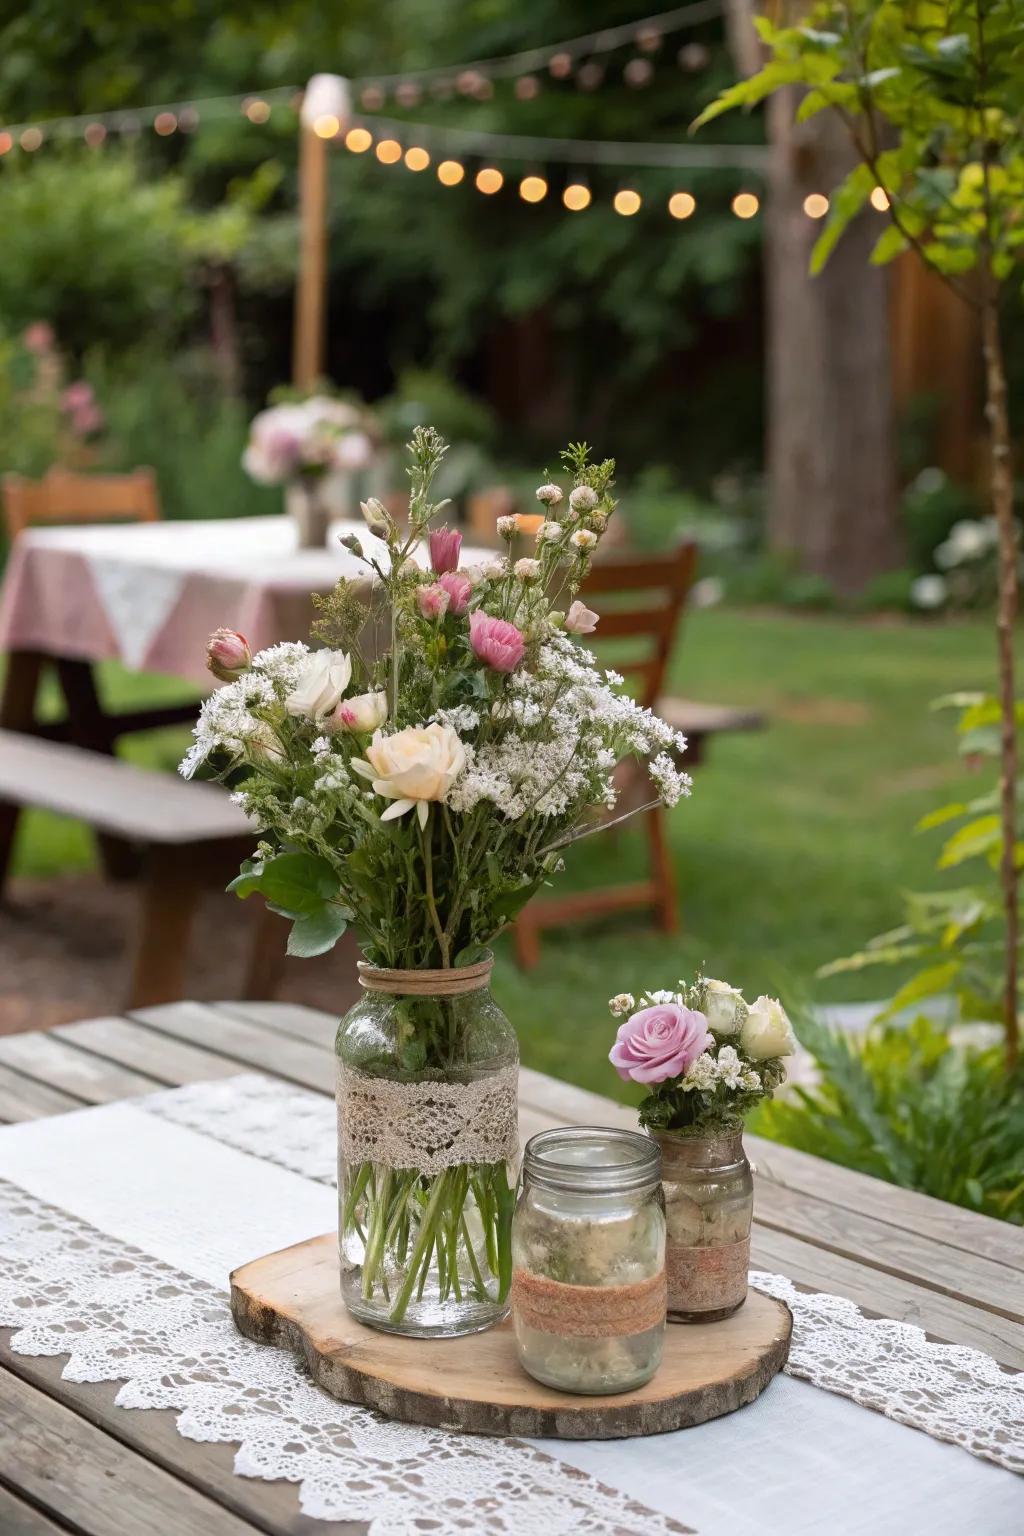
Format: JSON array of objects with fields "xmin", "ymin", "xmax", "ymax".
[
  {"xmin": 654, "ymin": 696, "xmax": 765, "ymax": 767},
  {"xmin": 0, "ymin": 729, "xmax": 261, "ymax": 1008}
]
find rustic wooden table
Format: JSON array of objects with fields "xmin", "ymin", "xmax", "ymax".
[{"xmin": 1, "ymin": 1000, "xmax": 1022, "ymax": 1536}]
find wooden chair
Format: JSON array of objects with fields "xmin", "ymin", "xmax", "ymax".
[
  {"xmin": 513, "ymin": 542, "xmax": 697, "ymax": 969},
  {"xmin": 2, "ymin": 466, "xmax": 161, "ymax": 541}
]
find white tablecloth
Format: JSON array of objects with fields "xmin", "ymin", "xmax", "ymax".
[{"xmin": 1, "ymin": 1079, "xmax": 1021, "ymax": 1536}]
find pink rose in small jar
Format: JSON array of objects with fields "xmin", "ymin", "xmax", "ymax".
[
  {"xmin": 429, "ymin": 526, "xmax": 462, "ymax": 574},
  {"xmin": 609, "ymin": 1003, "xmax": 712, "ymax": 1085},
  {"xmin": 417, "ymin": 582, "xmax": 451, "ymax": 622},
  {"xmin": 469, "ymin": 610, "xmax": 525, "ymax": 672},
  {"xmin": 206, "ymin": 628, "xmax": 252, "ymax": 682},
  {"xmin": 437, "ymin": 570, "xmax": 472, "ymax": 616}
]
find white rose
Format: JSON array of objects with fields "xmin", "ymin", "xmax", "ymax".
[
  {"xmin": 329, "ymin": 690, "xmax": 388, "ymax": 734},
  {"xmin": 535, "ymin": 483, "xmax": 563, "ymax": 506},
  {"xmin": 702, "ymin": 977, "xmax": 746, "ymax": 1036},
  {"xmin": 284, "ymin": 649, "xmax": 353, "ymax": 720},
  {"xmin": 535, "ymin": 520, "xmax": 562, "ymax": 542},
  {"xmin": 608, "ymin": 992, "xmax": 635, "ymax": 1018},
  {"xmin": 351, "ymin": 723, "xmax": 467, "ymax": 828},
  {"xmin": 741, "ymin": 996, "xmax": 796, "ymax": 1059}
]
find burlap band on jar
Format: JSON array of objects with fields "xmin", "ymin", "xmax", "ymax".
[
  {"xmin": 666, "ymin": 1236, "xmax": 750, "ymax": 1313},
  {"xmin": 357, "ymin": 958, "xmax": 493, "ymax": 997},
  {"xmin": 512, "ymin": 1268, "xmax": 667, "ymax": 1339},
  {"xmin": 336, "ymin": 1060, "xmax": 519, "ymax": 1175}
]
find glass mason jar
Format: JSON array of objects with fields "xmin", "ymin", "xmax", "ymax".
[
  {"xmin": 655, "ymin": 1129, "xmax": 753, "ymax": 1323},
  {"xmin": 287, "ymin": 476, "xmax": 331, "ymax": 549},
  {"xmin": 511, "ymin": 1127, "xmax": 666, "ymax": 1395},
  {"xmin": 335, "ymin": 956, "xmax": 519, "ymax": 1338}
]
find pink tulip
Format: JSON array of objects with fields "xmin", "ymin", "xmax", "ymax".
[
  {"xmin": 206, "ymin": 627, "xmax": 252, "ymax": 682},
  {"xmin": 437, "ymin": 570, "xmax": 472, "ymax": 616},
  {"xmin": 469, "ymin": 610, "xmax": 525, "ymax": 672},
  {"xmin": 429, "ymin": 526, "xmax": 462, "ymax": 574},
  {"xmin": 564, "ymin": 599, "xmax": 599, "ymax": 635},
  {"xmin": 609, "ymin": 1004, "xmax": 712, "ymax": 1085},
  {"xmin": 417, "ymin": 583, "xmax": 451, "ymax": 622}
]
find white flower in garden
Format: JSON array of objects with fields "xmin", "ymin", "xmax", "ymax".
[
  {"xmin": 910, "ymin": 574, "xmax": 948, "ymax": 610},
  {"xmin": 609, "ymin": 992, "xmax": 635, "ymax": 1017},
  {"xmin": 330, "ymin": 690, "xmax": 388, "ymax": 734},
  {"xmin": 284, "ymin": 649, "xmax": 353, "ymax": 720},
  {"xmin": 647, "ymin": 989, "xmax": 679, "ymax": 1005},
  {"xmin": 351, "ymin": 723, "xmax": 467, "ymax": 828},
  {"xmin": 701, "ymin": 978, "xmax": 746, "ymax": 1036},
  {"xmin": 741, "ymin": 996, "xmax": 797, "ymax": 1060},
  {"xmin": 311, "ymin": 735, "xmax": 333, "ymax": 761},
  {"xmin": 497, "ymin": 514, "xmax": 518, "ymax": 539},
  {"xmin": 536, "ymin": 520, "xmax": 562, "ymax": 542},
  {"xmin": 682, "ymin": 1052, "xmax": 719, "ymax": 1092},
  {"xmin": 564, "ymin": 600, "xmax": 598, "ymax": 634},
  {"xmin": 569, "ymin": 484, "xmax": 598, "ymax": 513},
  {"xmin": 570, "ymin": 528, "xmax": 598, "ymax": 551},
  {"xmin": 514, "ymin": 557, "xmax": 541, "ymax": 581},
  {"xmin": 535, "ymin": 483, "xmax": 563, "ymax": 506}
]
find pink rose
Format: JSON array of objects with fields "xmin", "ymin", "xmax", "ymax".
[
  {"xmin": 417, "ymin": 582, "xmax": 450, "ymax": 622},
  {"xmin": 609, "ymin": 1003, "xmax": 712, "ymax": 1085},
  {"xmin": 429, "ymin": 526, "xmax": 462, "ymax": 574},
  {"xmin": 437, "ymin": 570, "xmax": 472, "ymax": 615},
  {"xmin": 206, "ymin": 627, "xmax": 252, "ymax": 682},
  {"xmin": 469, "ymin": 610, "xmax": 526, "ymax": 672},
  {"xmin": 564, "ymin": 599, "xmax": 599, "ymax": 635}
]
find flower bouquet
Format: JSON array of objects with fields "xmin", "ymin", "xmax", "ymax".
[
  {"xmin": 184, "ymin": 428, "xmax": 691, "ymax": 1336},
  {"xmin": 243, "ymin": 392, "xmax": 377, "ymax": 546},
  {"xmin": 609, "ymin": 979, "xmax": 796, "ymax": 1320}
]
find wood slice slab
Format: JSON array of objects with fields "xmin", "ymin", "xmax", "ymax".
[{"xmin": 230, "ymin": 1232, "xmax": 792, "ymax": 1439}]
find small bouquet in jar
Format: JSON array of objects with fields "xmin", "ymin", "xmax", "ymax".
[{"xmin": 608, "ymin": 979, "xmax": 796, "ymax": 1321}]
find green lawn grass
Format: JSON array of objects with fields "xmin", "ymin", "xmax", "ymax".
[{"xmin": 8, "ymin": 609, "xmax": 1008, "ymax": 1103}]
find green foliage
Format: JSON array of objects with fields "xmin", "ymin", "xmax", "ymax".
[
  {"xmin": 753, "ymin": 1014, "xmax": 1024, "ymax": 1222},
  {"xmin": 230, "ymin": 851, "xmax": 349, "ymax": 957},
  {"xmin": 821, "ymin": 693, "xmax": 1022, "ymax": 1026}
]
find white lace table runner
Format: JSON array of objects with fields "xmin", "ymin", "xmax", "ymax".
[{"xmin": 0, "ymin": 1074, "xmax": 1021, "ymax": 1536}]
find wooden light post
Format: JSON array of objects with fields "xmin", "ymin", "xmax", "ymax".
[{"xmin": 294, "ymin": 75, "xmax": 351, "ymax": 391}]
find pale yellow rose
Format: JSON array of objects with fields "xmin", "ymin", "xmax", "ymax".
[
  {"xmin": 741, "ymin": 995, "xmax": 796, "ymax": 1059},
  {"xmin": 351, "ymin": 723, "xmax": 466, "ymax": 828},
  {"xmin": 701, "ymin": 977, "xmax": 746, "ymax": 1036}
]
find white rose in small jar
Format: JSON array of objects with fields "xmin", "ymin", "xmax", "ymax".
[
  {"xmin": 284, "ymin": 649, "xmax": 353, "ymax": 720},
  {"xmin": 352, "ymin": 722, "xmax": 466, "ymax": 827},
  {"xmin": 701, "ymin": 977, "xmax": 746, "ymax": 1037},
  {"xmin": 741, "ymin": 995, "xmax": 797, "ymax": 1059}
]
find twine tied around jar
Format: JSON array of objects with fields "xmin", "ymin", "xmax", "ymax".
[{"xmin": 357, "ymin": 957, "xmax": 494, "ymax": 997}]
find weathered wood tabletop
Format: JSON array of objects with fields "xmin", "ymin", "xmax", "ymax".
[{"xmin": 1, "ymin": 999, "xmax": 1022, "ymax": 1536}]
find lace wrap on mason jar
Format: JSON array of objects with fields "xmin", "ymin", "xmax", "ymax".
[{"xmin": 336, "ymin": 1060, "xmax": 520, "ymax": 1175}]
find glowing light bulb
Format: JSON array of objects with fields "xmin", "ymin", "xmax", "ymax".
[
  {"xmin": 803, "ymin": 193, "xmax": 829, "ymax": 219},
  {"xmin": 668, "ymin": 191, "xmax": 696, "ymax": 220},
  {"xmin": 345, "ymin": 127, "xmax": 372, "ymax": 153},
  {"xmin": 475, "ymin": 166, "xmax": 504, "ymax": 194},
  {"xmin": 375, "ymin": 138, "xmax": 402, "ymax": 164},
  {"xmin": 870, "ymin": 185, "xmax": 890, "ymax": 211},
  {"xmin": 0, "ymin": 132, "xmax": 12, "ymax": 155},
  {"xmin": 614, "ymin": 188, "xmax": 642, "ymax": 216},
  {"xmin": 732, "ymin": 191, "xmax": 760, "ymax": 219},
  {"xmin": 404, "ymin": 146, "xmax": 430, "ymax": 172},
  {"xmin": 20, "ymin": 127, "xmax": 43, "ymax": 151},
  {"xmin": 83, "ymin": 123, "xmax": 107, "ymax": 147},
  {"xmin": 437, "ymin": 159, "xmax": 465, "ymax": 186},
  {"xmin": 519, "ymin": 174, "xmax": 548, "ymax": 203},
  {"xmin": 245, "ymin": 99, "xmax": 271, "ymax": 124},
  {"xmin": 360, "ymin": 85, "xmax": 385, "ymax": 110},
  {"xmin": 153, "ymin": 112, "xmax": 178, "ymax": 136},
  {"xmin": 313, "ymin": 114, "xmax": 340, "ymax": 139},
  {"xmin": 563, "ymin": 183, "xmax": 591, "ymax": 211}
]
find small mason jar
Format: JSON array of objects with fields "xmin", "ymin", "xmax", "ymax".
[
  {"xmin": 511, "ymin": 1127, "xmax": 666, "ymax": 1395},
  {"xmin": 656, "ymin": 1129, "xmax": 753, "ymax": 1323}
]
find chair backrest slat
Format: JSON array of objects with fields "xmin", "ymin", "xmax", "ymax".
[
  {"xmin": 581, "ymin": 540, "xmax": 697, "ymax": 708},
  {"xmin": 3, "ymin": 467, "xmax": 161, "ymax": 540}
]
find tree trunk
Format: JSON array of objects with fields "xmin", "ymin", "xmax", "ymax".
[
  {"xmin": 765, "ymin": 93, "xmax": 901, "ymax": 592},
  {"xmin": 980, "ymin": 289, "xmax": 1020, "ymax": 1073}
]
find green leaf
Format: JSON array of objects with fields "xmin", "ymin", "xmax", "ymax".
[
  {"xmin": 916, "ymin": 802, "xmax": 968, "ymax": 831},
  {"xmin": 227, "ymin": 858, "xmax": 265, "ymax": 899},
  {"xmin": 260, "ymin": 851, "xmax": 340, "ymax": 917},
  {"xmin": 286, "ymin": 904, "xmax": 348, "ymax": 958},
  {"xmin": 810, "ymin": 162, "xmax": 875, "ymax": 273},
  {"xmin": 876, "ymin": 960, "xmax": 962, "ymax": 1021},
  {"xmin": 870, "ymin": 224, "xmax": 911, "ymax": 265},
  {"xmin": 938, "ymin": 815, "xmax": 1001, "ymax": 870}
]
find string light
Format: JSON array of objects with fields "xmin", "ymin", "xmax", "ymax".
[
  {"xmin": 563, "ymin": 182, "xmax": 591, "ymax": 211},
  {"xmin": 624, "ymin": 58, "xmax": 655, "ymax": 87},
  {"xmin": 313, "ymin": 114, "xmax": 341, "ymax": 139},
  {"xmin": 345, "ymin": 126, "xmax": 372, "ymax": 153},
  {"xmin": 437, "ymin": 159, "xmax": 465, "ymax": 186},
  {"xmin": 404, "ymin": 145, "xmax": 430, "ymax": 171},
  {"xmin": 549, "ymin": 52, "xmax": 573, "ymax": 79},
  {"xmin": 244, "ymin": 98, "xmax": 271, "ymax": 124},
  {"xmin": 577, "ymin": 62, "xmax": 604, "ymax": 91},
  {"xmin": 870, "ymin": 186, "xmax": 890, "ymax": 211},
  {"xmin": 178, "ymin": 106, "xmax": 199, "ymax": 131},
  {"xmin": 20, "ymin": 127, "xmax": 43, "ymax": 151},
  {"xmin": 395, "ymin": 82, "xmax": 422, "ymax": 108},
  {"xmin": 732, "ymin": 191, "xmax": 759, "ymax": 219},
  {"xmin": 361, "ymin": 86, "xmax": 386, "ymax": 110},
  {"xmin": 153, "ymin": 112, "xmax": 178, "ymax": 135},
  {"xmin": 515, "ymin": 76, "xmax": 541, "ymax": 100},
  {"xmin": 614, "ymin": 188, "xmax": 642, "ymax": 216},
  {"xmin": 668, "ymin": 190, "xmax": 696, "ymax": 219},
  {"xmin": 83, "ymin": 122, "xmax": 106, "ymax": 147},
  {"xmin": 519, "ymin": 173, "xmax": 548, "ymax": 203},
  {"xmin": 475, "ymin": 166, "xmax": 504, "ymax": 194},
  {"xmin": 375, "ymin": 137, "xmax": 402, "ymax": 163},
  {"xmin": 0, "ymin": 132, "xmax": 12, "ymax": 155},
  {"xmin": 803, "ymin": 192, "xmax": 829, "ymax": 219}
]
